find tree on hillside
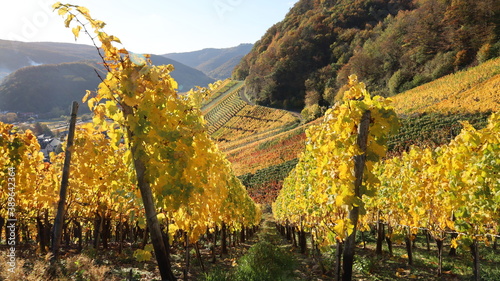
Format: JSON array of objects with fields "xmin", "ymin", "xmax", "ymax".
[
  {"xmin": 33, "ymin": 122, "xmax": 54, "ymax": 137},
  {"xmin": 444, "ymin": 0, "xmax": 500, "ymax": 68},
  {"xmin": 0, "ymin": 112, "xmax": 18, "ymax": 123}
]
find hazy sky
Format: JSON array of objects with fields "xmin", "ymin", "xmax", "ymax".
[{"xmin": 0, "ymin": 0, "xmax": 298, "ymax": 54}]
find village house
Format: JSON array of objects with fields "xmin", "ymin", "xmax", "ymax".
[{"xmin": 37, "ymin": 134, "xmax": 62, "ymax": 162}]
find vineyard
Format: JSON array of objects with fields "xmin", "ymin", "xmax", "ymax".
[
  {"xmin": 1, "ymin": 3, "xmax": 500, "ymax": 281},
  {"xmin": 223, "ymin": 125, "xmax": 307, "ymax": 176},
  {"xmin": 392, "ymin": 57, "xmax": 500, "ymax": 115},
  {"xmin": 273, "ymin": 76, "xmax": 500, "ymax": 280},
  {"xmin": 202, "ymin": 81, "xmax": 300, "ymax": 144},
  {"xmin": 208, "ymin": 58, "xmax": 500, "ymax": 183},
  {"xmin": 211, "ymin": 104, "xmax": 298, "ymax": 144},
  {"xmin": 387, "ymin": 111, "xmax": 492, "ymax": 156},
  {"xmin": 199, "ymin": 79, "xmax": 234, "ymax": 108},
  {"xmin": 0, "ymin": 4, "xmax": 261, "ymax": 281},
  {"xmin": 202, "ymin": 81, "xmax": 247, "ymax": 135},
  {"xmin": 197, "ymin": 78, "xmax": 304, "ymax": 176},
  {"xmin": 222, "ymin": 57, "xmax": 500, "ymax": 182}
]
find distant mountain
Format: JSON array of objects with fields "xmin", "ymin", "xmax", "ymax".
[
  {"xmin": 233, "ymin": 0, "xmax": 500, "ymax": 112},
  {"xmin": 148, "ymin": 55, "xmax": 215, "ymax": 92},
  {"xmin": 0, "ymin": 61, "xmax": 104, "ymax": 116},
  {"xmin": 0, "ymin": 40, "xmax": 97, "ymax": 70},
  {"xmin": 0, "ymin": 40, "xmax": 215, "ymax": 115},
  {"xmin": 163, "ymin": 44, "xmax": 253, "ymax": 80},
  {"xmin": 0, "ymin": 40, "xmax": 97, "ymax": 82}
]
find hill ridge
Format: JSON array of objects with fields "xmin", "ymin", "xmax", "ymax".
[
  {"xmin": 163, "ymin": 43, "xmax": 253, "ymax": 80},
  {"xmin": 0, "ymin": 39, "xmax": 215, "ymax": 115}
]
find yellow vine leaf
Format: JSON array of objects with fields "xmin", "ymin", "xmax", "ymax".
[
  {"xmin": 75, "ymin": 6, "xmax": 90, "ymax": 16},
  {"xmin": 133, "ymin": 248, "xmax": 152, "ymax": 262},
  {"xmin": 64, "ymin": 14, "xmax": 74, "ymax": 28},
  {"xmin": 72, "ymin": 25, "xmax": 81, "ymax": 40}
]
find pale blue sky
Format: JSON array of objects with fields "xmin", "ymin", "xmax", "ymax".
[{"xmin": 0, "ymin": 0, "xmax": 298, "ymax": 54}]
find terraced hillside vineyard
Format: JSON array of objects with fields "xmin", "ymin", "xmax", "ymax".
[
  {"xmin": 202, "ymin": 81, "xmax": 247, "ymax": 135},
  {"xmin": 224, "ymin": 126, "xmax": 306, "ymax": 175},
  {"xmin": 392, "ymin": 57, "xmax": 500, "ymax": 114},
  {"xmin": 212, "ymin": 105, "xmax": 299, "ymax": 145}
]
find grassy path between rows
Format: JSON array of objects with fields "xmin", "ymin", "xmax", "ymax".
[{"xmin": 200, "ymin": 214, "xmax": 331, "ymax": 281}]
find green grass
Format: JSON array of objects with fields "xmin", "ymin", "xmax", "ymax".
[
  {"xmin": 202, "ymin": 217, "xmax": 297, "ymax": 281},
  {"xmin": 232, "ymin": 240, "xmax": 296, "ymax": 281}
]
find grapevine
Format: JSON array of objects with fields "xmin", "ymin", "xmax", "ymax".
[{"xmin": 273, "ymin": 74, "xmax": 399, "ymax": 279}]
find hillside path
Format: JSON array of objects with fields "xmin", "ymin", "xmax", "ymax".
[
  {"xmin": 237, "ymin": 83, "xmax": 254, "ymax": 105},
  {"xmin": 202, "ymin": 81, "xmax": 244, "ymax": 113}
]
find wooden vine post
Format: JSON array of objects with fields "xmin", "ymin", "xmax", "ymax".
[
  {"xmin": 375, "ymin": 210, "xmax": 384, "ymax": 255},
  {"xmin": 470, "ymin": 239, "xmax": 480, "ymax": 281},
  {"xmin": 121, "ymin": 106, "xmax": 177, "ymax": 281},
  {"xmin": 51, "ymin": 101, "xmax": 79, "ymax": 260},
  {"xmin": 404, "ymin": 226, "xmax": 413, "ymax": 265},
  {"xmin": 342, "ymin": 109, "xmax": 371, "ymax": 281}
]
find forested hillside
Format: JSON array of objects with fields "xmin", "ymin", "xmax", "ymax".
[
  {"xmin": 233, "ymin": 0, "xmax": 500, "ymax": 115},
  {"xmin": 0, "ymin": 61, "xmax": 103, "ymax": 116}
]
